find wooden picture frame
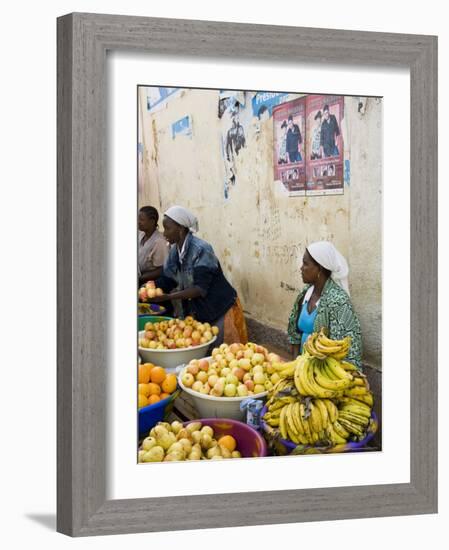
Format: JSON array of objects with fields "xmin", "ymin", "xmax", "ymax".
[{"xmin": 57, "ymin": 12, "xmax": 438, "ymax": 536}]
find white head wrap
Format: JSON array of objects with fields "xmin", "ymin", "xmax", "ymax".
[
  {"xmin": 307, "ymin": 241, "xmax": 350, "ymax": 295},
  {"xmin": 164, "ymin": 205, "xmax": 199, "ymax": 233}
]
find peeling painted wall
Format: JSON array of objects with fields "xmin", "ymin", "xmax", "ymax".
[{"xmin": 138, "ymin": 88, "xmax": 382, "ymax": 368}]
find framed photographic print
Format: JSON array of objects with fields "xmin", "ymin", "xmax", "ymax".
[{"xmin": 57, "ymin": 13, "xmax": 437, "ymax": 536}]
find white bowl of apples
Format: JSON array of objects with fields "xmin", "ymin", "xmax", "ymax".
[
  {"xmin": 138, "ymin": 316, "xmax": 219, "ymax": 371},
  {"xmin": 177, "ymin": 343, "xmax": 283, "ymax": 421}
]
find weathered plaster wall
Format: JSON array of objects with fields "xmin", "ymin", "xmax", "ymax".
[{"xmin": 138, "ymin": 88, "xmax": 382, "ymax": 368}]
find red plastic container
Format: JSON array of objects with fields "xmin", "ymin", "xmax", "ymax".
[{"xmin": 183, "ymin": 418, "xmax": 267, "ymax": 458}]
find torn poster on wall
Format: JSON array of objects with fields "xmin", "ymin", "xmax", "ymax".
[
  {"xmin": 218, "ymin": 90, "xmax": 246, "ymax": 119},
  {"xmin": 219, "ymin": 91, "xmax": 248, "ymax": 200},
  {"xmin": 171, "ymin": 115, "xmax": 192, "ymax": 139},
  {"xmin": 305, "ymin": 95, "xmax": 344, "ymax": 195},
  {"xmin": 252, "ymin": 91, "xmax": 290, "ymax": 120},
  {"xmin": 146, "ymin": 87, "xmax": 182, "ymax": 113},
  {"xmin": 272, "ymin": 97, "xmax": 306, "ymax": 196}
]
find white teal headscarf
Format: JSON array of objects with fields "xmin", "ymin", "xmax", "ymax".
[
  {"xmin": 307, "ymin": 241, "xmax": 350, "ymax": 295},
  {"xmin": 164, "ymin": 205, "xmax": 199, "ymax": 233}
]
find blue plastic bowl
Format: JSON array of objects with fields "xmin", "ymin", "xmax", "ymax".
[{"xmin": 138, "ymin": 389, "xmax": 180, "ymax": 437}]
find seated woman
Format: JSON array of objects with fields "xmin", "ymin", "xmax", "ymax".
[
  {"xmin": 151, "ymin": 205, "xmax": 247, "ymax": 347},
  {"xmin": 138, "ymin": 206, "xmax": 169, "ymax": 286},
  {"xmin": 287, "ymin": 241, "xmax": 362, "ymax": 369}
]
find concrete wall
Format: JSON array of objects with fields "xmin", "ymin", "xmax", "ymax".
[{"xmin": 138, "ymin": 88, "xmax": 382, "ymax": 369}]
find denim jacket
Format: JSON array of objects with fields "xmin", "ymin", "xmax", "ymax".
[{"xmin": 156, "ymin": 233, "xmax": 237, "ymax": 323}]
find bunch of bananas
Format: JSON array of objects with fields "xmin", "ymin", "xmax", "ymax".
[
  {"xmin": 262, "ymin": 330, "xmax": 376, "ymax": 450},
  {"xmin": 303, "ymin": 328, "xmax": 351, "ymax": 360}
]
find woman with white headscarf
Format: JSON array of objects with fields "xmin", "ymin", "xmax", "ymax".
[
  {"xmin": 151, "ymin": 205, "xmax": 248, "ymax": 346},
  {"xmin": 287, "ymin": 241, "xmax": 362, "ymax": 369}
]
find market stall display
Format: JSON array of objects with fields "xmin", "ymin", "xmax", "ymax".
[
  {"xmin": 138, "ymin": 280, "xmax": 164, "ymax": 302},
  {"xmin": 138, "ymin": 363, "xmax": 178, "ymax": 407},
  {"xmin": 138, "ymin": 314, "xmax": 171, "ymax": 331},
  {"xmin": 177, "ymin": 342, "xmax": 282, "ymax": 420},
  {"xmin": 138, "ymin": 333, "xmax": 217, "ymax": 370},
  {"xmin": 138, "ymin": 418, "xmax": 267, "ymax": 462},
  {"xmin": 261, "ymin": 329, "xmax": 377, "ymax": 454},
  {"xmin": 138, "ymin": 362, "xmax": 181, "ymax": 435}
]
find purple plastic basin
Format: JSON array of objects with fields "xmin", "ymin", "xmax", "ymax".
[
  {"xmin": 260, "ymin": 405, "xmax": 378, "ymax": 454},
  {"xmin": 183, "ymin": 418, "xmax": 267, "ymax": 458}
]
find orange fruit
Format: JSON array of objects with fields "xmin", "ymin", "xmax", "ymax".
[
  {"xmin": 147, "ymin": 382, "xmax": 161, "ymax": 396},
  {"xmin": 159, "ymin": 392, "xmax": 170, "ymax": 400},
  {"xmin": 217, "ymin": 435, "xmax": 237, "ymax": 452},
  {"xmin": 148, "ymin": 394, "xmax": 161, "ymax": 405},
  {"xmin": 138, "ymin": 394, "xmax": 148, "ymax": 409},
  {"xmin": 138, "ymin": 383, "xmax": 151, "ymax": 397},
  {"xmin": 138, "ymin": 363, "xmax": 153, "ymax": 384},
  {"xmin": 150, "ymin": 366, "xmax": 166, "ymax": 384},
  {"xmin": 161, "ymin": 373, "xmax": 177, "ymax": 394}
]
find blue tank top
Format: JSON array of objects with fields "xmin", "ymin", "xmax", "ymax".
[{"xmin": 297, "ymin": 300, "xmax": 318, "ymax": 351}]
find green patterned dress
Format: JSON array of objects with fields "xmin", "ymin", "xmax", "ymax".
[{"xmin": 287, "ymin": 278, "xmax": 363, "ymax": 369}]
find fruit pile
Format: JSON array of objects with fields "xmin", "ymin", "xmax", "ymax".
[
  {"xmin": 139, "ymin": 316, "xmax": 219, "ymax": 350},
  {"xmin": 138, "ymin": 420, "xmax": 242, "ymax": 462},
  {"xmin": 262, "ymin": 329, "xmax": 376, "ymax": 449},
  {"xmin": 180, "ymin": 342, "xmax": 283, "ymax": 397},
  {"xmin": 138, "ymin": 363, "xmax": 178, "ymax": 409},
  {"xmin": 138, "ymin": 280, "xmax": 164, "ymax": 302}
]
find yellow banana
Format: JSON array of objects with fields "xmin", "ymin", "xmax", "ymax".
[
  {"xmin": 339, "ymin": 396, "xmax": 373, "ymax": 411},
  {"xmin": 323, "ymin": 398, "xmax": 339, "ymax": 423},
  {"xmin": 284, "ymin": 405, "xmax": 300, "ymax": 444},
  {"xmin": 291, "ymin": 402, "xmax": 305, "ymax": 436},
  {"xmin": 325, "ymin": 357, "xmax": 353, "ymax": 381},
  {"xmin": 279, "ymin": 405, "xmax": 288, "ymax": 440},
  {"xmin": 299, "ymin": 402, "xmax": 313, "ymax": 443},
  {"xmin": 313, "ymin": 398, "xmax": 330, "ymax": 431},
  {"xmin": 333, "ymin": 420, "xmax": 350, "ymax": 439},
  {"xmin": 327, "ymin": 423, "xmax": 347, "ymax": 445},
  {"xmin": 308, "ymin": 401, "xmax": 322, "ymax": 434},
  {"xmin": 340, "ymin": 403, "xmax": 372, "ymax": 418},
  {"xmin": 304, "ymin": 359, "xmax": 341, "ymax": 398},
  {"xmin": 340, "ymin": 360, "xmax": 358, "ymax": 372},
  {"xmin": 338, "ymin": 417, "xmax": 365, "ymax": 437},
  {"xmin": 314, "ymin": 360, "xmax": 352, "ymax": 390},
  {"xmin": 304, "ymin": 333, "xmax": 327, "ymax": 360},
  {"xmin": 338, "ymin": 410, "xmax": 370, "ymax": 427},
  {"xmin": 316, "ymin": 328, "xmax": 349, "ymax": 348}
]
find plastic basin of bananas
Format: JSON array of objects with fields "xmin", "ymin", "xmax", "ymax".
[{"xmin": 260, "ymin": 405, "xmax": 378, "ymax": 455}]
